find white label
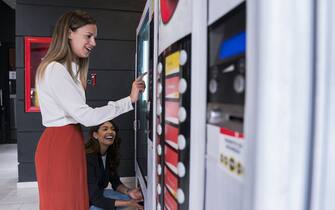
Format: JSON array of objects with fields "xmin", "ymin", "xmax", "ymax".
[
  {"xmin": 9, "ymin": 71, "xmax": 16, "ymax": 80},
  {"xmin": 218, "ymin": 128, "xmax": 245, "ymax": 182}
]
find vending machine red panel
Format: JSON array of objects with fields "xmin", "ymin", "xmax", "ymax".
[
  {"xmin": 165, "ymin": 123, "xmax": 179, "ymax": 148},
  {"xmin": 157, "ymin": 35, "xmax": 191, "ymax": 210},
  {"xmin": 166, "ymin": 76, "xmax": 180, "ymax": 99},
  {"xmin": 165, "ymin": 101, "xmax": 179, "ymax": 124},
  {"xmin": 164, "ymin": 187, "xmax": 178, "ymax": 210},
  {"xmin": 164, "ymin": 166, "xmax": 178, "ymax": 196},
  {"xmin": 165, "ymin": 146, "xmax": 178, "ymax": 173}
]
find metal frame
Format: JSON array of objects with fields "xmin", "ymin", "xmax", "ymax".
[
  {"xmin": 310, "ymin": 0, "xmax": 335, "ymax": 209},
  {"xmin": 136, "ymin": 1, "xmax": 150, "ymax": 35},
  {"xmin": 244, "ymin": 1, "xmax": 315, "ymax": 210},
  {"xmin": 135, "ymin": 1, "xmax": 153, "ymax": 209},
  {"xmin": 135, "ymin": 160, "xmax": 147, "ymax": 201},
  {"xmin": 148, "ymin": 0, "xmax": 159, "ymax": 210},
  {"xmin": 134, "ymin": 0, "xmax": 150, "ymax": 191},
  {"xmin": 208, "ymin": 0, "xmax": 244, "ymax": 25},
  {"xmin": 188, "ymin": 0, "xmax": 207, "ymax": 209}
]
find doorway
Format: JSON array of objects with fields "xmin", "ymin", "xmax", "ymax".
[
  {"xmin": 0, "ymin": 1, "xmax": 16, "ymax": 144},
  {"xmin": 0, "ymin": 42, "xmax": 16, "ymax": 144}
]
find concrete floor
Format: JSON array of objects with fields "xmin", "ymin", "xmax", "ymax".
[
  {"xmin": 0, "ymin": 144, "xmax": 136, "ymax": 210},
  {"xmin": 0, "ymin": 144, "xmax": 38, "ymax": 210}
]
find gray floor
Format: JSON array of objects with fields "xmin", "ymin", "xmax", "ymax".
[
  {"xmin": 0, "ymin": 144, "xmax": 39, "ymax": 210},
  {"xmin": 0, "ymin": 144, "xmax": 136, "ymax": 210}
]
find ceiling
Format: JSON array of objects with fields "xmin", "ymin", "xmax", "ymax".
[{"xmin": 2, "ymin": 0, "xmax": 16, "ymax": 9}]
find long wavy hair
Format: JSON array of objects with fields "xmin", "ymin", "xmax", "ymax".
[
  {"xmin": 85, "ymin": 120, "xmax": 121, "ymax": 174},
  {"xmin": 36, "ymin": 10, "xmax": 96, "ymax": 89}
]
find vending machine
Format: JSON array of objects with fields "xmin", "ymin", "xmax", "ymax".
[
  {"xmin": 205, "ymin": 1, "xmax": 246, "ymax": 210},
  {"xmin": 134, "ymin": 1, "xmax": 154, "ymax": 209},
  {"xmin": 142, "ymin": 0, "xmax": 327, "ymax": 210},
  {"xmin": 155, "ymin": 0, "xmax": 193, "ymax": 209},
  {"xmin": 204, "ymin": 1, "xmax": 316, "ymax": 210}
]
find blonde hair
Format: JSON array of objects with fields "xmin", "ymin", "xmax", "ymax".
[{"xmin": 36, "ymin": 10, "xmax": 96, "ymax": 89}]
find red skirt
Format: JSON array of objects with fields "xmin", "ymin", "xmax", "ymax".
[{"xmin": 35, "ymin": 124, "xmax": 89, "ymax": 210}]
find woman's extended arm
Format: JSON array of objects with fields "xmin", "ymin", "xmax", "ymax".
[{"xmin": 47, "ymin": 62, "xmax": 133, "ymax": 127}]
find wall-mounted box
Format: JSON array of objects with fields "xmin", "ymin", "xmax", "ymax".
[{"xmin": 24, "ymin": 37, "xmax": 51, "ymax": 112}]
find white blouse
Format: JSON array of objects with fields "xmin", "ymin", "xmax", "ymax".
[{"xmin": 36, "ymin": 61, "xmax": 133, "ymax": 127}]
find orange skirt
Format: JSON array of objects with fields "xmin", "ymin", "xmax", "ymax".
[{"xmin": 35, "ymin": 124, "xmax": 89, "ymax": 210}]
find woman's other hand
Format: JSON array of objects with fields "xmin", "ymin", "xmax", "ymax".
[
  {"xmin": 127, "ymin": 199, "xmax": 144, "ymax": 210},
  {"xmin": 128, "ymin": 187, "xmax": 143, "ymax": 200}
]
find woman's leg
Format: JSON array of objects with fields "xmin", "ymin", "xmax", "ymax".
[
  {"xmin": 89, "ymin": 189, "xmax": 131, "ymax": 210},
  {"xmin": 103, "ymin": 189, "xmax": 131, "ymax": 210},
  {"xmin": 103, "ymin": 189, "xmax": 131, "ymax": 201},
  {"xmin": 89, "ymin": 205, "xmax": 104, "ymax": 210}
]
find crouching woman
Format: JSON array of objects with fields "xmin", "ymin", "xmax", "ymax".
[{"xmin": 86, "ymin": 120, "xmax": 143, "ymax": 210}]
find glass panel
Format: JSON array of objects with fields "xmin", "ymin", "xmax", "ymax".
[
  {"xmin": 30, "ymin": 42, "xmax": 49, "ymax": 108},
  {"xmin": 136, "ymin": 13, "xmax": 150, "ymax": 183}
]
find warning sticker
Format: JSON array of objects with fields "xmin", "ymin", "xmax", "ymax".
[{"xmin": 219, "ymin": 127, "xmax": 245, "ymax": 182}]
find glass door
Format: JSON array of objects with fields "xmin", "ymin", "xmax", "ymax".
[{"xmin": 136, "ymin": 13, "xmax": 150, "ymax": 184}]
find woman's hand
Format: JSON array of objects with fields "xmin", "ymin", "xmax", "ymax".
[
  {"xmin": 127, "ymin": 199, "xmax": 144, "ymax": 210},
  {"xmin": 115, "ymin": 199, "xmax": 143, "ymax": 210},
  {"xmin": 128, "ymin": 187, "xmax": 143, "ymax": 200},
  {"xmin": 129, "ymin": 77, "xmax": 146, "ymax": 103}
]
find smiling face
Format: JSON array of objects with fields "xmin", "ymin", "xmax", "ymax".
[
  {"xmin": 93, "ymin": 122, "xmax": 117, "ymax": 147},
  {"xmin": 69, "ymin": 24, "xmax": 97, "ymax": 58}
]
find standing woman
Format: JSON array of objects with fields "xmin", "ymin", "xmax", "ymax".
[{"xmin": 35, "ymin": 10, "xmax": 145, "ymax": 210}]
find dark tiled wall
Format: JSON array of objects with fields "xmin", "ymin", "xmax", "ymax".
[
  {"xmin": 0, "ymin": 1, "xmax": 15, "ymax": 43},
  {"xmin": 16, "ymin": 0, "xmax": 145, "ymax": 182}
]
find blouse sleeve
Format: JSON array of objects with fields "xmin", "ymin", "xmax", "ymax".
[
  {"xmin": 110, "ymin": 172, "xmax": 123, "ymax": 190},
  {"xmin": 47, "ymin": 62, "xmax": 133, "ymax": 127}
]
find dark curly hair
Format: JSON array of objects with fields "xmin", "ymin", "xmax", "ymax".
[{"xmin": 85, "ymin": 120, "xmax": 121, "ymax": 174}]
